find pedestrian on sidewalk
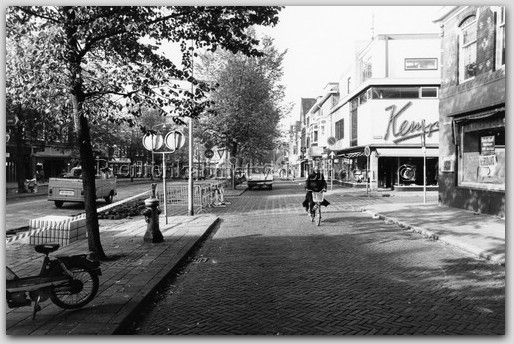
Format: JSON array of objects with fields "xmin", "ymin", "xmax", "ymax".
[{"xmin": 302, "ymin": 165, "xmax": 330, "ymax": 215}]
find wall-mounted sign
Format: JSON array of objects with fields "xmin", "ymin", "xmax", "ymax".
[
  {"xmin": 479, "ymin": 155, "xmax": 497, "ymax": 177},
  {"xmin": 383, "ymin": 101, "xmax": 439, "ymax": 144},
  {"xmin": 441, "ymin": 157, "xmax": 454, "ymax": 173}
]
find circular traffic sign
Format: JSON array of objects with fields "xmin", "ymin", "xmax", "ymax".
[
  {"xmin": 164, "ymin": 130, "xmax": 185, "ymax": 151},
  {"xmin": 205, "ymin": 149, "xmax": 214, "ymax": 159},
  {"xmin": 142, "ymin": 133, "xmax": 163, "ymax": 151},
  {"xmin": 327, "ymin": 136, "xmax": 336, "ymax": 146},
  {"xmin": 364, "ymin": 146, "xmax": 371, "ymax": 157},
  {"xmin": 229, "ymin": 157, "xmax": 237, "ymax": 165}
]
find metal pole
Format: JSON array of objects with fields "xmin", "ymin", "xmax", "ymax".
[
  {"xmin": 188, "ymin": 39, "xmax": 194, "ymax": 216},
  {"xmin": 422, "ymin": 132, "xmax": 426, "ymax": 204},
  {"xmin": 188, "ymin": 117, "xmax": 194, "ymax": 216},
  {"xmin": 163, "ymin": 154, "xmax": 168, "ymax": 224},
  {"xmin": 151, "ymin": 150, "xmax": 154, "ymax": 181},
  {"xmin": 423, "ymin": 148, "xmax": 427, "ymax": 204},
  {"xmin": 330, "ymin": 158, "xmax": 333, "ymax": 191},
  {"xmin": 366, "ymin": 155, "xmax": 370, "ymax": 195}
]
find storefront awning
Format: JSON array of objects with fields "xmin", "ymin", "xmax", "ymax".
[
  {"xmin": 449, "ymin": 107, "xmax": 505, "ymax": 121},
  {"xmin": 338, "ymin": 152, "xmax": 364, "ymax": 158},
  {"xmin": 375, "ymin": 147, "xmax": 438, "ymax": 157}
]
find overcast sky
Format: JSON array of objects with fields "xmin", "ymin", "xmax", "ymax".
[{"xmin": 256, "ymin": 5, "xmax": 442, "ymax": 128}]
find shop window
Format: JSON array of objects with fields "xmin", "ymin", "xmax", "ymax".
[
  {"xmin": 420, "ymin": 87, "xmax": 438, "ymax": 98},
  {"xmin": 458, "ymin": 15, "xmax": 477, "ymax": 83},
  {"xmin": 458, "ymin": 118, "xmax": 505, "ymax": 191},
  {"xmin": 494, "ymin": 6, "xmax": 505, "ymax": 70},
  {"xmin": 358, "ymin": 89, "xmax": 372, "ymax": 106},
  {"xmin": 404, "ymin": 58, "xmax": 438, "ymax": 70},
  {"xmin": 371, "ymin": 87, "xmax": 420, "ymax": 99}
]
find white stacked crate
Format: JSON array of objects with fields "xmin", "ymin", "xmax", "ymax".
[{"xmin": 29, "ymin": 215, "xmax": 87, "ymax": 246}]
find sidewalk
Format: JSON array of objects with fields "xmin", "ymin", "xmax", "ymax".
[
  {"xmin": 361, "ymin": 202, "xmax": 505, "ymax": 266},
  {"xmin": 5, "ymin": 214, "xmax": 220, "ymax": 335},
  {"xmin": 4, "ymin": 183, "xmax": 505, "ymax": 335}
]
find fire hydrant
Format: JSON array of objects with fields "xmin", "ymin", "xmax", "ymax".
[{"xmin": 142, "ymin": 183, "xmax": 164, "ymax": 243}]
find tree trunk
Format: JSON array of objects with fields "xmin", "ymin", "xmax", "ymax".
[
  {"xmin": 72, "ymin": 95, "xmax": 107, "ymax": 261},
  {"xmin": 15, "ymin": 113, "xmax": 26, "ymax": 194}
]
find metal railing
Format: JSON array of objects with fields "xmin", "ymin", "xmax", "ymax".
[{"xmin": 158, "ymin": 181, "xmax": 229, "ymax": 216}]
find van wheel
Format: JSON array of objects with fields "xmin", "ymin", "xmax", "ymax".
[
  {"xmin": 104, "ymin": 193, "xmax": 113, "ymax": 204},
  {"xmin": 54, "ymin": 201, "xmax": 64, "ymax": 208}
]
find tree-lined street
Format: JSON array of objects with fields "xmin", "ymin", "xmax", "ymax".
[{"xmin": 5, "ymin": 5, "xmax": 505, "ymax": 336}]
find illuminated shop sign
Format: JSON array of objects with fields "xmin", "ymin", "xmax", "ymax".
[{"xmin": 383, "ymin": 101, "xmax": 439, "ymax": 144}]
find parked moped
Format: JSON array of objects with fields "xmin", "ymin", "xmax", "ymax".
[{"xmin": 6, "ymin": 243, "xmax": 101, "ymax": 320}]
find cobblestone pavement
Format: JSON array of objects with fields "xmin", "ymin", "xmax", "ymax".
[{"xmin": 130, "ymin": 181, "xmax": 505, "ymax": 335}]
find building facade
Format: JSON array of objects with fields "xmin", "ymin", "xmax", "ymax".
[
  {"xmin": 301, "ymin": 33, "xmax": 442, "ymax": 191},
  {"xmin": 434, "ymin": 6, "xmax": 505, "ymax": 216}
]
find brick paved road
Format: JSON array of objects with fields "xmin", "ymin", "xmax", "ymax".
[{"xmin": 128, "ymin": 181, "xmax": 505, "ymax": 335}]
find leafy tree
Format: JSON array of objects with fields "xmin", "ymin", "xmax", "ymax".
[
  {"xmin": 195, "ymin": 35, "xmax": 291, "ymax": 167},
  {"xmin": 6, "ymin": 6, "xmax": 281, "ymax": 260}
]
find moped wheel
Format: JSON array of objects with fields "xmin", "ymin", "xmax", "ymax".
[{"xmin": 50, "ymin": 262, "xmax": 99, "ymax": 309}]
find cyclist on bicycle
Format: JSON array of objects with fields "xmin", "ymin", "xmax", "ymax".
[{"xmin": 302, "ymin": 165, "xmax": 330, "ymax": 216}]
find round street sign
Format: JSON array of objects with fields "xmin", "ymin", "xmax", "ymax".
[
  {"xmin": 164, "ymin": 130, "xmax": 185, "ymax": 151},
  {"xmin": 142, "ymin": 133, "xmax": 163, "ymax": 151},
  {"xmin": 229, "ymin": 157, "xmax": 237, "ymax": 165},
  {"xmin": 364, "ymin": 146, "xmax": 371, "ymax": 157},
  {"xmin": 327, "ymin": 136, "xmax": 336, "ymax": 146},
  {"xmin": 205, "ymin": 149, "xmax": 214, "ymax": 159}
]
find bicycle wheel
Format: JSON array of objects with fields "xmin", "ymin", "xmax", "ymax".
[
  {"xmin": 50, "ymin": 262, "xmax": 99, "ymax": 309},
  {"xmin": 317, "ymin": 203, "xmax": 322, "ymax": 226}
]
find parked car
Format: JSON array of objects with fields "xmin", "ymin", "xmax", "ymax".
[
  {"xmin": 48, "ymin": 167, "xmax": 117, "ymax": 208},
  {"xmin": 246, "ymin": 165, "xmax": 273, "ymax": 190}
]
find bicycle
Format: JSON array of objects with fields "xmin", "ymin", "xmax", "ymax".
[
  {"xmin": 307, "ymin": 189, "xmax": 325, "ymax": 226},
  {"xmin": 6, "ymin": 243, "xmax": 101, "ymax": 320}
]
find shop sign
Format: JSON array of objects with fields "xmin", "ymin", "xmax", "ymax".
[
  {"xmin": 481, "ymin": 136, "xmax": 495, "ymax": 155},
  {"xmin": 383, "ymin": 101, "xmax": 439, "ymax": 144}
]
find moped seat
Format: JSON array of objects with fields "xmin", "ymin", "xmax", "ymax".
[{"xmin": 34, "ymin": 243, "xmax": 60, "ymax": 255}]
